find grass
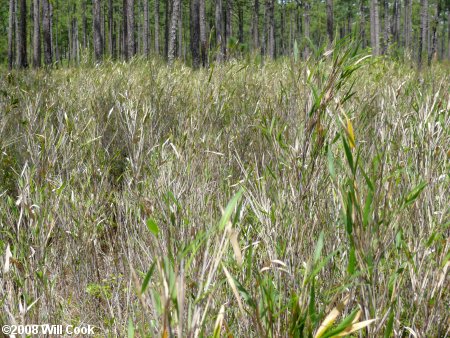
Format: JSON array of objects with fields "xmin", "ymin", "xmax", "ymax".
[{"xmin": 0, "ymin": 44, "xmax": 449, "ymax": 337}]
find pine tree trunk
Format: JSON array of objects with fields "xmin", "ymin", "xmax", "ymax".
[
  {"xmin": 267, "ymin": 0, "xmax": 275, "ymax": 59},
  {"xmin": 199, "ymin": 0, "xmax": 207, "ymax": 66},
  {"xmin": 304, "ymin": 1, "xmax": 310, "ymax": 58},
  {"xmin": 370, "ymin": 0, "xmax": 380, "ymax": 56},
  {"xmin": 123, "ymin": 0, "xmax": 128, "ymax": 59},
  {"xmin": 93, "ymin": 0, "xmax": 103, "ymax": 61},
  {"xmin": 382, "ymin": 0, "xmax": 389, "ymax": 54},
  {"xmin": 252, "ymin": 0, "xmax": 259, "ymax": 51},
  {"xmin": 215, "ymin": 0, "xmax": 224, "ymax": 62},
  {"xmin": 360, "ymin": 0, "xmax": 366, "ymax": 49},
  {"xmin": 225, "ymin": 0, "xmax": 232, "ymax": 48},
  {"xmin": 404, "ymin": 0, "xmax": 412, "ymax": 52},
  {"xmin": 419, "ymin": 0, "xmax": 427, "ymax": 68},
  {"xmin": 168, "ymin": 0, "xmax": 181, "ymax": 63},
  {"xmin": 109, "ymin": 0, "xmax": 114, "ymax": 57},
  {"xmin": 82, "ymin": 0, "xmax": 87, "ymax": 49},
  {"xmin": 448, "ymin": 10, "xmax": 450, "ymax": 60},
  {"xmin": 127, "ymin": 0, "xmax": 135, "ymax": 58},
  {"xmin": 33, "ymin": 0, "xmax": 40, "ymax": 68},
  {"xmin": 326, "ymin": 0, "xmax": 333, "ymax": 43},
  {"xmin": 154, "ymin": 0, "xmax": 160, "ymax": 54},
  {"xmin": 428, "ymin": 2, "xmax": 440, "ymax": 65},
  {"xmin": 72, "ymin": 17, "xmax": 78, "ymax": 62},
  {"xmin": 17, "ymin": 0, "xmax": 28, "ymax": 68},
  {"xmin": 190, "ymin": 0, "xmax": 200, "ymax": 68},
  {"xmin": 178, "ymin": 0, "xmax": 182, "ymax": 58},
  {"xmin": 8, "ymin": 0, "xmax": 15, "ymax": 70},
  {"xmin": 144, "ymin": 0, "xmax": 149, "ymax": 56},
  {"xmin": 164, "ymin": 0, "xmax": 171, "ymax": 58},
  {"xmin": 280, "ymin": 0, "xmax": 285, "ymax": 54},
  {"xmin": 392, "ymin": 0, "xmax": 400, "ymax": 44},
  {"xmin": 238, "ymin": 3, "xmax": 243, "ymax": 43}
]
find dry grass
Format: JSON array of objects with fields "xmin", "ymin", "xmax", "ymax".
[{"xmin": 0, "ymin": 45, "xmax": 449, "ymax": 337}]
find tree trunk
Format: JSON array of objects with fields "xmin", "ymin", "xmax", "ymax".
[
  {"xmin": 225, "ymin": 0, "xmax": 232, "ymax": 47},
  {"xmin": 127, "ymin": 0, "xmax": 135, "ymax": 58},
  {"xmin": 382, "ymin": 0, "xmax": 389, "ymax": 54},
  {"xmin": 326, "ymin": 0, "xmax": 333, "ymax": 44},
  {"xmin": 168, "ymin": 0, "xmax": 181, "ymax": 63},
  {"xmin": 178, "ymin": 0, "xmax": 182, "ymax": 58},
  {"xmin": 252, "ymin": 0, "xmax": 259, "ymax": 50},
  {"xmin": 17, "ymin": 0, "xmax": 28, "ymax": 68},
  {"xmin": 72, "ymin": 16, "xmax": 79, "ymax": 62},
  {"xmin": 154, "ymin": 0, "xmax": 160, "ymax": 54},
  {"xmin": 190, "ymin": 0, "xmax": 200, "ymax": 68},
  {"xmin": 448, "ymin": 10, "xmax": 450, "ymax": 60},
  {"xmin": 82, "ymin": 0, "xmax": 87, "ymax": 49},
  {"xmin": 199, "ymin": 0, "xmax": 207, "ymax": 66},
  {"xmin": 404, "ymin": 0, "xmax": 412, "ymax": 52},
  {"xmin": 360, "ymin": 0, "xmax": 366, "ymax": 48},
  {"xmin": 8, "ymin": 0, "xmax": 15, "ymax": 70},
  {"xmin": 109, "ymin": 0, "xmax": 114, "ymax": 57},
  {"xmin": 428, "ymin": 2, "xmax": 440, "ymax": 65},
  {"xmin": 370, "ymin": 0, "xmax": 380, "ymax": 56},
  {"xmin": 144, "ymin": 0, "xmax": 149, "ymax": 56},
  {"xmin": 392, "ymin": 0, "xmax": 400, "ymax": 45},
  {"xmin": 238, "ymin": 3, "xmax": 243, "ymax": 44},
  {"xmin": 93, "ymin": 0, "xmax": 103, "ymax": 61},
  {"xmin": 304, "ymin": 1, "xmax": 310, "ymax": 58},
  {"xmin": 267, "ymin": 0, "xmax": 275, "ymax": 59},
  {"xmin": 419, "ymin": 0, "xmax": 427, "ymax": 68},
  {"xmin": 164, "ymin": 0, "xmax": 171, "ymax": 58},
  {"xmin": 33, "ymin": 0, "xmax": 40, "ymax": 68},
  {"xmin": 215, "ymin": 0, "xmax": 224, "ymax": 62}
]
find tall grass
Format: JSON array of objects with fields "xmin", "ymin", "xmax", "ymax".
[{"xmin": 0, "ymin": 45, "xmax": 449, "ymax": 337}]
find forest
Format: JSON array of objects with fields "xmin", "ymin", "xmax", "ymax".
[
  {"xmin": 1, "ymin": 0, "xmax": 450, "ymax": 67},
  {"xmin": 0, "ymin": 0, "xmax": 449, "ymax": 338}
]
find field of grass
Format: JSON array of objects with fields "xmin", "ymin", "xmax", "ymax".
[{"xmin": 0, "ymin": 45, "xmax": 449, "ymax": 337}]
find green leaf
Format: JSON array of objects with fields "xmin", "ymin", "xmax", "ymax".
[
  {"xmin": 146, "ymin": 218, "xmax": 159, "ymax": 237},
  {"xmin": 321, "ymin": 307, "xmax": 360, "ymax": 338},
  {"xmin": 404, "ymin": 181, "xmax": 427, "ymax": 207},
  {"xmin": 363, "ymin": 189, "xmax": 373, "ymax": 228},
  {"xmin": 127, "ymin": 318, "xmax": 135, "ymax": 338},
  {"xmin": 218, "ymin": 188, "xmax": 244, "ymax": 231},
  {"xmin": 347, "ymin": 243, "xmax": 357, "ymax": 276},
  {"xmin": 342, "ymin": 137, "xmax": 354, "ymax": 174},
  {"xmin": 314, "ymin": 231, "xmax": 325, "ymax": 264},
  {"xmin": 141, "ymin": 261, "xmax": 156, "ymax": 294}
]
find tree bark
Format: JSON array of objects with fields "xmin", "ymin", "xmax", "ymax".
[
  {"xmin": 190, "ymin": 0, "xmax": 200, "ymax": 68},
  {"xmin": 154, "ymin": 0, "xmax": 160, "ymax": 54},
  {"xmin": 304, "ymin": 1, "xmax": 310, "ymax": 58},
  {"xmin": 382, "ymin": 0, "xmax": 390, "ymax": 54},
  {"xmin": 82, "ymin": 0, "xmax": 87, "ymax": 49},
  {"xmin": 370, "ymin": 0, "xmax": 380, "ymax": 56},
  {"xmin": 252, "ymin": 0, "xmax": 259, "ymax": 51},
  {"xmin": 225, "ymin": 0, "xmax": 232, "ymax": 47},
  {"xmin": 127, "ymin": 0, "xmax": 135, "ymax": 58},
  {"xmin": 428, "ymin": 2, "xmax": 440, "ymax": 65},
  {"xmin": 360, "ymin": 0, "xmax": 366, "ymax": 48},
  {"xmin": 419, "ymin": 0, "xmax": 427, "ymax": 68},
  {"xmin": 326, "ymin": 0, "xmax": 333, "ymax": 44},
  {"xmin": 267, "ymin": 0, "xmax": 275, "ymax": 59},
  {"xmin": 93, "ymin": 0, "xmax": 103, "ymax": 61},
  {"xmin": 199, "ymin": 0, "xmax": 207, "ymax": 66},
  {"xmin": 17, "ymin": 0, "xmax": 28, "ymax": 68},
  {"xmin": 168, "ymin": 0, "xmax": 181, "ymax": 63},
  {"xmin": 109, "ymin": 0, "xmax": 115, "ymax": 57},
  {"xmin": 215, "ymin": 0, "xmax": 224, "ymax": 62},
  {"xmin": 42, "ymin": 0, "xmax": 52, "ymax": 65},
  {"xmin": 392, "ymin": 0, "xmax": 400, "ymax": 45},
  {"xmin": 33, "ymin": 0, "xmax": 41, "ymax": 68},
  {"xmin": 404, "ymin": 0, "xmax": 412, "ymax": 52},
  {"xmin": 8, "ymin": 0, "xmax": 15, "ymax": 70},
  {"xmin": 178, "ymin": 0, "xmax": 182, "ymax": 58},
  {"xmin": 144, "ymin": 0, "xmax": 149, "ymax": 56},
  {"xmin": 123, "ymin": 0, "xmax": 128, "ymax": 59}
]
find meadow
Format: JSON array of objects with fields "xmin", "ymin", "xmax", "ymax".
[{"xmin": 0, "ymin": 45, "xmax": 449, "ymax": 337}]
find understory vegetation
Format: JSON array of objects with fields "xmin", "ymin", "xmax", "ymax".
[{"xmin": 0, "ymin": 45, "xmax": 449, "ymax": 337}]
